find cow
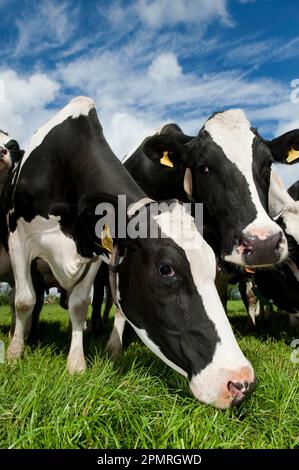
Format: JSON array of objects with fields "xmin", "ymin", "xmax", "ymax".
[{"xmin": 2, "ymin": 96, "xmax": 255, "ymax": 409}]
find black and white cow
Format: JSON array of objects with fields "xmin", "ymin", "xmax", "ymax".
[{"xmin": 3, "ymin": 97, "xmax": 255, "ymax": 409}]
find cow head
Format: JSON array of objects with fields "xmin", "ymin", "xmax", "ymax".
[
  {"xmin": 112, "ymin": 201, "xmax": 255, "ymax": 409},
  {"xmin": 0, "ymin": 130, "xmax": 24, "ymax": 172},
  {"xmin": 141, "ymin": 110, "xmax": 289, "ymax": 267}
]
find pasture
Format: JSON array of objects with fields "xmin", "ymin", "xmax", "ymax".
[{"xmin": 0, "ymin": 301, "xmax": 298, "ymax": 449}]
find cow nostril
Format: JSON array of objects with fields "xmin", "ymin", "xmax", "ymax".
[
  {"xmin": 239, "ymin": 236, "xmax": 254, "ymax": 255},
  {"xmin": 228, "ymin": 379, "xmax": 256, "ymax": 406}
]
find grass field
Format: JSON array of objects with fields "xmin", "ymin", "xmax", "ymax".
[{"xmin": 0, "ymin": 301, "xmax": 298, "ymax": 449}]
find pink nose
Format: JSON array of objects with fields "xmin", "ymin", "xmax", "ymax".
[{"xmin": 227, "ymin": 379, "xmax": 255, "ymax": 406}]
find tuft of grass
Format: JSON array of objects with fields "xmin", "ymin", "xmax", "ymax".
[{"xmin": 0, "ymin": 302, "xmax": 298, "ymax": 449}]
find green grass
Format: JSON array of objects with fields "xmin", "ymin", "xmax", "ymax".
[{"xmin": 0, "ymin": 301, "xmax": 298, "ymax": 449}]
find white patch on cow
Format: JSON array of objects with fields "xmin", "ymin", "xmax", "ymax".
[
  {"xmin": 19, "ymin": 96, "xmax": 95, "ymax": 171},
  {"xmin": 10, "ymin": 215, "xmax": 90, "ymax": 290}
]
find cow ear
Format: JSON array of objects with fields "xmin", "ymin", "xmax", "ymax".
[
  {"xmin": 142, "ymin": 135, "xmax": 189, "ymax": 169},
  {"xmin": 269, "ymin": 129, "xmax": 299, "ymax": 164}
]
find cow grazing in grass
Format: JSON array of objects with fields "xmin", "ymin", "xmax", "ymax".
[{"xmin": 3, "ymin": 97, "xmax": 255, "ymax": 409}]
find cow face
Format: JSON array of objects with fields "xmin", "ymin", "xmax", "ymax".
[
  {"xmin": 191, "ymin": 110, "xmax": 288, "ymax": 266},
  {"xmin": 142, "ymin": 110, "xmax": 288, "ymax": 267},
  {"xmin": 114, "ymin": 202, "xmax": 255, "ymax": 408},
  {"xmin": 0, "ymin": 130, "xmax": 23, "ymax": 173}
]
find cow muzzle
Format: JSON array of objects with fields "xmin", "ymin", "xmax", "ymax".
[
  {"xmin": 190, "ymin": 364, "xmax": 255, "ymax": 409},
  {"xmin": 239, "ymin": 228, "xmax": 287, "ymax": 266}
]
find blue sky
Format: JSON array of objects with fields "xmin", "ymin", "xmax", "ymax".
[{"xmin": 0, "ymin": 0, "xmax": 298, "ymax": 185}]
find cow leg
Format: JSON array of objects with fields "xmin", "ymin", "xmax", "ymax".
[
  {"xmin": 106, "ymin": 307, "xmax": 126, "ymax": 358},
  {"xmin": 7, "ymin": 245, "xmax": 35, "ymax": 361},
  {"xmin": 67, "ymin": 259, "xmax": 102, "ymax": 374},
  {"xmin": 103, "ymin": 286, "xmax": 113, "ymax": 325},
  {"xmin": 90, "ymin": 274, "xmax": 104, "ymax": 335}
]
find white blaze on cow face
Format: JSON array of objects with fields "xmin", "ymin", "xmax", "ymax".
[
  {"xmin": 204, "ymin": 110, "xmax": 287, "ymax": 266},
  {"xmin": 116, "ymin": 202, "xmax": 255, "ymax": 408}
]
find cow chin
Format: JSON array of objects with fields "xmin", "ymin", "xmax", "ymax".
[{"xmin": 189, "ymin": 363, "xmax": 255, "ymax": 409}]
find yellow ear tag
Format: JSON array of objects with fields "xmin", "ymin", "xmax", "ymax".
[
  {"xmin": 287, "ymin": 148, "xmax": 299, "ymax": 163},
  {"xmin": 160, "ymin": 151, "xmax": 174, "ymax": 168},
  {"xmin": 99, "ymin": 223, "xmax": 113, "ymax": 253}
]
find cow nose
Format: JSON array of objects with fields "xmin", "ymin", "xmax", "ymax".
[
  {"xmin": 240, "ymin": 231, "xmax": 283, "ymax": 266},
  {"xmin": 227, "ymin": 379, "xmax": 256, "ymax": 406}
]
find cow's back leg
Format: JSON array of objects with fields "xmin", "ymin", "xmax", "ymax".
[
  {"xmin": 102, "ymin": 285, "xmax": 113, "ymax": 325},
  {"xmin": 7, "ymin": 236, "xmax": 35, "ymax": 360},
  {"xmin": 67, "ymin": 259, "xmax": 102, "ymax": 374}
]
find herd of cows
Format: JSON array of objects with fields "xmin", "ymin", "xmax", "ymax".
[{"xmin": 0, "ymin": 96, "xmax": 298, "ymax": 409}]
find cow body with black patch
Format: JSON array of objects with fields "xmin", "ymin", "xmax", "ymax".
[{"xmin": 3, "ymin": 97, "xmax": 255, "ymax": 409}]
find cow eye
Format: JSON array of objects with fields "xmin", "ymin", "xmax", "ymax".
[
  {"xmin": 159, "ymin": 264, "xmax": 175, "ymax": 278},
  {"xmin": 199, "ymin": 164, "xmax": 209, "ymax": 174}
]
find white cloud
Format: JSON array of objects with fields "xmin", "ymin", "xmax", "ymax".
[
  {"xmin": 135, "ymin": 0, "xmax": 234, "ymax": 28},
  {"xmin": 14, "ymin": 0, "xmax": 77, "ymax": 56},
  {"xmin": 226, "ymin": 40, "xmax": 276, "ymax": 64},
  {"xmin": 55, "ymin": 44, "xmax": 291, "ymax": 157},
  {"xmin": 0, "ymin": 68, "xmax": 60, "ymax": 145},
  {"xmin": 148, "ymin": 53, "xmax": 182, "ymax": 82}
]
